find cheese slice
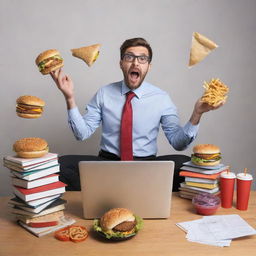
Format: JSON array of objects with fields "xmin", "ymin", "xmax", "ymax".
[{"xmin": 189, "ymin": 32, "xmax": 218, "ymax": 67}]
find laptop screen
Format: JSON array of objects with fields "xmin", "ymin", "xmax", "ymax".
[{"xmin": 79, "ymin": 161, "xmax": 174, "ymax": 219}]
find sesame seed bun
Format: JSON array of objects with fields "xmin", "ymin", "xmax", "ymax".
[
  {"xmin": 13, "ymin": 137, "xmax": 49, "ymax": 158},
  {"xmin": 193, "ymin": 144, "xmax": 220, "ymax": 154},
  {"xmin": 16, "ymin": 95, "xmax": 45, "ymax": 107},
  {"xmin": 16, "ymin": 113, "xmax": 43, "ymax": 119},
  {"xmin": 35, "ymin": 49, "xmax": 60, "ymax": 66},
  {"xmin": 100, "ymin": 208, "xmax": 135, "ymax": 232}
]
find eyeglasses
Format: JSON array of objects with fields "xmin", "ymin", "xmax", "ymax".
[{"xmin": 122, "ymin": 54, "xmax": 150, "ymax": 64}]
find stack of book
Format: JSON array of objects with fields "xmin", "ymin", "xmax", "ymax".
[
  {"xmin": 3, "ymin": 153, "xmax": 75, "ymax": 236},
  {"xmin": 178, "ymin": 161, "xmax": 229, "ymax": 200}
]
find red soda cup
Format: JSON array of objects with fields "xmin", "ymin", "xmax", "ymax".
[
  {"xmin": 220, "ymin": 171, "xmax": 236, "ymax": 208},
  {"xmin": 236, "ymin": 173, "xmax": 253, "ymax": 210}
]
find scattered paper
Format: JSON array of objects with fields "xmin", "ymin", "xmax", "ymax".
[{"xmin": 176, "ymin": 214, "xmax": 256, "ymax": 247}]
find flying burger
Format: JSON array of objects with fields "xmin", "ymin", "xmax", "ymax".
[
  {"xmin": 16, "ymin": 95, "xmax": 45, "ymax": 119},
  {"xmin": 13, "ymin": 137, "xmax": 49, "ymax": 158},
  {"xmin": 93, "ymin": 208, "xmax": 143, "ymax": 239},
  {"xmin": 36, "ymin": 49, "xmax": 64, "ymax": 75},
  {"xmin": 191, "ymin": 144, "xmax": 221, "ymax": 166}
]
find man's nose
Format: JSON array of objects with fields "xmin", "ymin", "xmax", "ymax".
[{"xmin": 132, "ymin": 56, "xmax": 139, "ymax": 65}]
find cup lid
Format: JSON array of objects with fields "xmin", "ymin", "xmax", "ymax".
[
  {"xmin": 237, "ymin": 173, "xmax": 253, "ymax": 180},
  {"xmin": 220, "ymin": 171, "xmax": 236, "ymax": 179}
]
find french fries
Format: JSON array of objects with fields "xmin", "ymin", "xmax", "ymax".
[{"xmin": 200, "ymin": 78, "xmax": 229, "ymax": 107}]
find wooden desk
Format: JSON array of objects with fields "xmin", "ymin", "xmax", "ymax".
[{"xmin": 0, "ymin": 192, "xmax": 255, "ymax": 256}]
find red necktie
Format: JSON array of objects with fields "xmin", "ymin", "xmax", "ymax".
[{"xmin": 120, "ymin": 91, "xmax": 136, "ymax": 160}]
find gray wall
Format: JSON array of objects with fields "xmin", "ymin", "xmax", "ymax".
[{"xmin": 1, "ymin": 0, "xmax": 255, "ymax": 195}]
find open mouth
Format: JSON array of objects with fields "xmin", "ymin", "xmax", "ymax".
[{"xmin": 129, "ymin": 71, "xmax": 140, "ymax": 83}]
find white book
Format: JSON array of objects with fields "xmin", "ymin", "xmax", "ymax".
[
  {"xmin": 12, "ymin": 174, "xmax": 59, "ymax": 189},
  {"xmin": 18, "ymin": 216, "xmax": 76, "ymax": 237},
  {"xmin": 11, "ymin": 165, "xmax": 60, "ymax": 181},
  {"xmin": 10, "ymin": 194, "xmax": 62, "ymax": 207},
  {"xmin": 11, "ymin": 199, "xmax": 66, "ymax": 217},
  {"xmin": 4, "ymin": 160, "xmax": 59, "ymax": 172},
  {"xmin": 13, "ymin": 181, "xmax": 66, "ymax": 202},
  {"xmin": 13, "ymin": 198, "xmax": 59, "ymax": 214},
  {"xmin": 3, "ymin": 153, "xmax": 58, "ymax": 167}
]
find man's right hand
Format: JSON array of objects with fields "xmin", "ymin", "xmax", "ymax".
[{"xmin": 50, "ymin": 69, "xmax": 76, "ymax": 109}]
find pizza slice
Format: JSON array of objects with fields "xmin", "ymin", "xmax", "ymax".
[
  {"xmin": 189, "ymin": 32, "xmax": 218, "ymax": 67},
  {"xmin": 71, "ymin": 43, "xmax": 101, "ymax": 67}
]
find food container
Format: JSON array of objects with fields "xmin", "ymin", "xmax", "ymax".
[{"xmin": 192, "ymin": 193, "xmax": 220, "ymax": 215}]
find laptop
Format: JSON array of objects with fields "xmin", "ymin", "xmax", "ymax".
[{"xmin": 78, "ymin": 161, "xmax": 174, "ymax": 219}]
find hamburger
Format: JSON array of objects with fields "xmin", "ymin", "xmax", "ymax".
[
  {"xmin": 71, "ymin": 44, "xmax": 101, "ymax": 67},
  {"xmin": 16, "ymin": 95, "xmax": 45, "ymax": 119},
  {"xmin": 191, "ymin": 144, "xmax": 221, "ymax": 166},
  {"xmin": 93, "ymin": 208, "xmax": 143, "ymax": 239},
  {"xmin": 13, "ymin": 137, "xmax": 49, "ymax": 158},
  {"xmin": 36, "ymin": 49, "xmax": 64, "ymax": 75}
]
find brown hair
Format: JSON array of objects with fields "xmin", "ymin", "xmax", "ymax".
[{"xmin": 120, "ymin": 38, "xmax": 152, "ymax": 63}]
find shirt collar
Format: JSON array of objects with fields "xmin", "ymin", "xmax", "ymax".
[{"xmin": 121, "ymin": 80, "xmax": 148, "ymax": 99}]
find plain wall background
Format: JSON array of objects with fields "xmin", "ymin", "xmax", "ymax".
[{"xmin": 1, "ymin": 0, "xmax": 255, "ymax": 195}]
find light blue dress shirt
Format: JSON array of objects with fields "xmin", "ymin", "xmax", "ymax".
[{"xmin": 68, "ymin": 80, "xmax": 199, "ymax": 157}]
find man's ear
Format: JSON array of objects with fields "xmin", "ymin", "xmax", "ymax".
[
  {"xmin": 148, "ymin": 63, "xmax": 152, "ymax": 71},
  {"xmin": 119, "ymin": 60, "xmax": 123, "ymax": 69}
]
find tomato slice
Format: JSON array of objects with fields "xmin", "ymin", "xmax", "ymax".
[
  {"xmin": 69, "ymin": 225, "xmax": 88, "ymax": 243},
  {"xmin": 54, "ymin": 226, "xmax": 70, "ymax": 241}
]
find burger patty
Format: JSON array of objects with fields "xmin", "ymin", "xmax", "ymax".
[
  {"xmin": 17, "ymin": 104, "xmax": 43, "ymax": 110},
  {"xmin": 16, "ymin": 104, "xmax": 43, "ymax": 114},
  {"xmin": 17, "ymin": 109, "xmax": 42, "ymax": 114},
  {"xmin": 113, "ymin": 221, "xmax": 136, "ymax": 232},
  {"xmin": 193, "ymin": 153, "xmax": 220, "ymax": 160},
  {"xmin": 44, "ymin": 58, "xmax": 62, "ymax": 68}
]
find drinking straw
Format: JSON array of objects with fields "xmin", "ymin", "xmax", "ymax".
[{"xmin": 244, "ymin": 168, "xmax": 247, "ymax": 176}]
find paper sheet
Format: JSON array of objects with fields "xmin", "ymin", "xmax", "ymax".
[{"xmin": 176, "ymin": 214, "xmax": 256, "ymax": 247}]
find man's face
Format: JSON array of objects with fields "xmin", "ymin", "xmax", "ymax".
[{"xmin": 120, "ymin": 46, "xmax": 151, "ymax": 90}]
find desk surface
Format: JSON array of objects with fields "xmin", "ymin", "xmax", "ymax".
[{"xmin": 0, "ymin": 192, "xmax": 255, "ymax": 256}]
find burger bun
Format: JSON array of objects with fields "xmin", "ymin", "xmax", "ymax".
[
  {"xmin": 100, "ymin": 208, "xmax": 135, "ymax": 232},
  {"xmin": 193, "ymin": 144, "xmax": 220, "ymax": 154},
  {"xmin": 13, "ymin": 137, "xmax": 49, "ymax": 158}
]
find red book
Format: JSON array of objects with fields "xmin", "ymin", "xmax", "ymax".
[
  {"xmin": 12, "ymin": 174, "xmax": 59, "ymax": 189},
  {"xmin": 13, "ymin": 181, "xmax": 66, "ymax": 202},
  {"xmin": 179, "ymin": 171, "xmax": 222, "ymax": 180}
]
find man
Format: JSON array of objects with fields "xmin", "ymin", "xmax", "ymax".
[{"xmin": 51, "ymin": 38, "xmax": 223, "ymax": 191}]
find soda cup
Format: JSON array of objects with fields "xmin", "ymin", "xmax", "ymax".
[
  {"xmin": 220, "ymin": 171, "xmax": 236, "ymax": 208},
  {"xmin": 236, "ymin": 173, "xmax": 253, "ymax": 210}
]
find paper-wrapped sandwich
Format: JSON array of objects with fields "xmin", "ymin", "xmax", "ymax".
[
  {"xmin": 71, "ymin": 44, "xmax": 101, "ymax": 67},
  {"xmin": 189, "ymin": 32, "xmax": 218, "ymax": 67}
]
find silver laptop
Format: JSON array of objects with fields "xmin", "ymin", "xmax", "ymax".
[{"xmin": 79, "ymin": 161, "xmax": 174, "ymax": 219}]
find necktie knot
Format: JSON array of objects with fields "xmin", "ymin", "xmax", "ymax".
[{"xmin": 126, "ymin": 91, "xmax": 136, "ymax": 102}]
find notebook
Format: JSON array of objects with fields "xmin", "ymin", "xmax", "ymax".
[{"xmin": 79, "ymin": 161, "xmax": 174, "ymax": 219}]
